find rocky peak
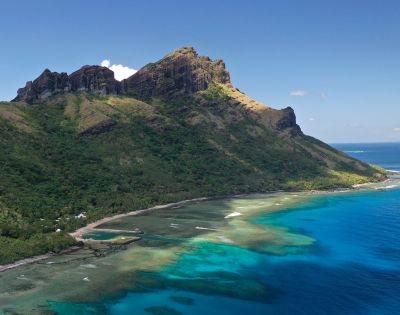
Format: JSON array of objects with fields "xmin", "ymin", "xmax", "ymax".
[
  {"xmin": 123, "ymin": 46, "xmax": 231, "ymax": 99},
  {"xmin": 273, "ymin": 106, "xmax": 302, "ymax": 135},
  {"xmin": 13, "ymin": 69, "xmax": 70, "ymax": 103},
  {"xmin": 13, "ymin": 47, "xmax": 233, "ymax": 103},
  {"xmin": 10, "ymin": 47, "xmax": 303, "ymax": 135},
  {"xmin": 13, "ymin": 66, "xmax": 121, "ymax": 103},
  {"xmin": 68, "ymin": 65, "xmax": 121, "ymax": 95}
]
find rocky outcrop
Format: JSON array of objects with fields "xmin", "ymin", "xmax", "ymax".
[
  {"xmin": 13, "ymin": 47, "xmax": 233, "ymax": 103},
  {"xmin": 11, "ymin": 46, "xmax": 302, "ymax": 135},
  {"xmin": 14, "ymin": 47, "xmax": 233, "ymax": 103},
  {"xmin": 13, "ymin": 69, "xmax": 70, "ymax": 103},
  {"xmin": 221, "ymin": 85, "xmax": 302, "ymax": 134},
  {"xmin": 272, "ymin": 107, "xmax": 301, "ymax": 133},
  {"xmin": 69, "ymin": 66, "xmax": 122, "ymax": 95},
  {"xmin": 13, "ymin": 66, "xmax": 121, "ymax": 103},
  {"xmin": 123, "ymin": 46, "xmax": 231, "ymax": 99}
]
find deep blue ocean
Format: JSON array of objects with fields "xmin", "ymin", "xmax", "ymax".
[
  {"xmin": 334, "ymin": 142, "xmax": 400, "ymax": 171},
  {"xmin": 47, "ymin": 143, "xmax": 400, "ymax": 315}
]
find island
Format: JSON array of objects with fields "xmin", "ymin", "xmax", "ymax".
[{"xmin": 0, "ymin": 47, "xmax": 385, "ymax": 265}]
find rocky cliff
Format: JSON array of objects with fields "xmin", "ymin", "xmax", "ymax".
[
  {"xmin": 13, "ymin": 47, "xmax": 232, "ymax": 103},
  {"xmin": 69, "ymin": 65, "xmax": 122, "ymax": 95},
  {"xmin": 13, "ymin": 66, "xmax": 120, "ymax": 103},
  {"xmin": 123, "ymin": 46, "xmax": 231, "ymax": 99},
  {"xmin": 12, "ymin": 47, "xmax": 302, "ymax": 135}
]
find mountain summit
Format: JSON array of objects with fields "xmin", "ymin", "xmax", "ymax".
[
  {"xmin": 124, "ymin": 46, "xmax": 231, "ymax": 99},
  {"xmin": 13, "ymin": 47, "xmax": 300, "ymax": 135},
  {"xmin": 8, "ymin": 46, "xmax": 384, "ymax": 179},
  {"xmin": 0, "ymin": 47, "xmax": 384, "ymax": 263},
  {"xmin": 14, "ymin": 47, "xmax": 231, "ymax": 103}
]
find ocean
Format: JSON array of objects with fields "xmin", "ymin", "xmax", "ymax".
[
  {"xmin": 0, "ymin": 142, "xmax": 399, "ymax": 315},
  {"xmin": 334, "ymin": 142, "xmax": 400, "ymax": 171}
]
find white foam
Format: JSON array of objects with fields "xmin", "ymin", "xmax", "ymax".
[
  {"xmin": 80, "ymin": 264, "xmax": 97, "ymax": 269},
  {"xmin": 224, "ymin": 212, "xmax": 242, "ymax": 219},
  {"xmin": 375, "ymin": 185, "xmax": 398, "ymax": 190},
  {"xmin": 217, "ymin": 236, "xmax": 234, "ymax": 244},
  {"xmin": 83, "ymin": 277, "xmax": 90, "ymax": 282},
  {"xmin": 195, "ymin": 226, "xmax": 219, "ymax": 231}
]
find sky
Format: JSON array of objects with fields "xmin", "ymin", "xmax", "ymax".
[{"xmin": 0, "ymin": 0, "xmax": 399, "ymax": 143}]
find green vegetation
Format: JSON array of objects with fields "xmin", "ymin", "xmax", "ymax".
[
  {"xmin": 0, "ymin": 234, "xmax": 76, "ymax": 265},
  {"xmin": 200, "ymin": 82, "xmax": 229, "ymax": 101},
  {"xmin": 0, "ymin": 92, "xmax": 385, "ymax": 264}
]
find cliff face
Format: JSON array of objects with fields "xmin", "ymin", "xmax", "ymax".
[
  {"xmin": 124, "ymin": 46, "xmax": 231, "ymax": 99},
  {"xmin": 13, "ymin": 47, "xmax": 232, "ymax": 103},
  {"xmin": 13, "ymin": 66, "xmax": 120, "ymax": 103},
  {"xmin": 68, "ymin": 65, "xmax": 122, "ymax": 95},
  {"xmin": 13, "ymin": 69, "xmax": 70, "ymax": 103}
]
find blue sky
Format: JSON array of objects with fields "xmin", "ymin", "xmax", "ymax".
[{"xmin": 0, "ymin": 0, "xmax": 399, "ymax": 143}]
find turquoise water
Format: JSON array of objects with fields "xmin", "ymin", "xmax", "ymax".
[
  {"xmin": 46, "ymin": 143, "xmax": 400, "ymax": 315},
  {"xmin": 82, "ymin": 231, "xmax": 135, "ymax": 240},
  {"xmin": 3, "ymin": 143, "xmax": 400, "ymax": 314},
  {"xmin": 48, "ymin": 187, "xmax": 400, "ymax": 315}
]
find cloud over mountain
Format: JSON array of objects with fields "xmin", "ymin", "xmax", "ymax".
[{"xmin": 101, "ymin": 59, "xmax": 137, "ymax": 81}]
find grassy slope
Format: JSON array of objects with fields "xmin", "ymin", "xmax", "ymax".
[{"xmin": 0, "ymin": 91, "xmax": 385, "ymax": 263}]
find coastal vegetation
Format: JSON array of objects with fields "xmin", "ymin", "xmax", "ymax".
[
  {"xmin": 0, "ymin": 92, "xmax": 384, "ymax": 264},
  {"xmin": 0, "ymin": 47, "xmax": 385, "ymax": 264}
]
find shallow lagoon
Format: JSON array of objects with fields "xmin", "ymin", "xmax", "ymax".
[
  {"xmin": 0, "ymin": 192, "xmax": 312, "ymax": 314},
  {"xmin": 1, "ymin": 180, "xmax": 400, "ymax": 315}
]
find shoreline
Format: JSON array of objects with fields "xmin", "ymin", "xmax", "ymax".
[
  {"xmin": 72, "ymin": 176, "xmax": 397, "ymax": 242},
  {"xmin": 70, "ymin": 196, "xmax": 212, "ymax": 241},
  {"xmin": 0, "ymin": 246, "xmax": 81, "ymax": 273},
  {"xmin": 2, "ymin": 176, "xmax": 397, "ymax": 273}
]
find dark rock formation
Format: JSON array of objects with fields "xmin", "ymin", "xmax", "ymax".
[
  {"xmin": 273, "ymin": 107, "xmax": 302, "ymax": 133},
  {"xmin": 69, "ymin": 66, "xmax": 121, "ymax": 95},
  {"xmin": 13, "ymin": 66, "xmax": 122, "ymax": 103},
  {"xmin": 13, "ymin": 69, "xmax": 70, "ymax": 103},
  {"xmin": 13, "ymin": 47, "xmax": 233, "ymax": 103},
  {"xmin": 123, "ymin": 46, "xmax": 231, "ymax": 99}
]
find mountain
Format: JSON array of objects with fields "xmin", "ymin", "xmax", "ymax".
[{"xmin": 0, "ymin": 47, "xmax": 384, "ymax": 263}]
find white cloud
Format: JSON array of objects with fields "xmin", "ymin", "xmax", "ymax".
[
  {"xmin": 290, "ymin": 90, "xmax": 306, "ymax": 97},
  {"xmin": 394, "ymin": 127, "xmax": 400, "ymax": 132},
  {"xmin": 101, "ymin": 59, "xmax": 111, "ymax": 68},
  {"xmin": 100, "ymin": 59, "xmax": 137, "ymax": 81},
  {"xmin": 309, "ymin": 117, "xmax": 315, "ymax": 121},
  {"xmin": 320, "ymin": 92, "xmax": 327, "ymax": 99}
]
